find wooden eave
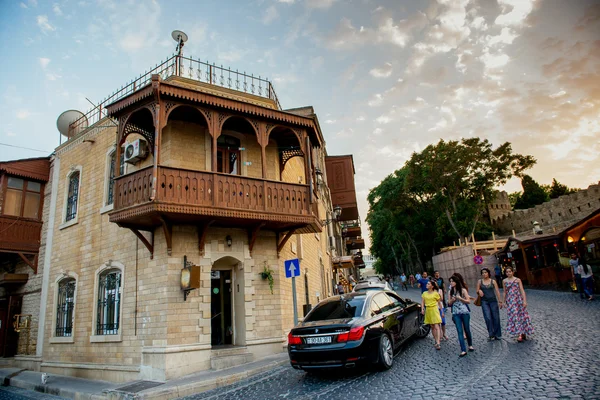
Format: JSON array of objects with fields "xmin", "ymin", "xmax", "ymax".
[
  {"xmin": 0, "ymin": 273, "xmax": 29, "ymax": 287},
  {"xmin": 105, "ymin": 79, "xmax": 324, "ymax": 146},
  {"xmin": 0, "ymin": 157, "xmax": 51, "ymax": 182}
]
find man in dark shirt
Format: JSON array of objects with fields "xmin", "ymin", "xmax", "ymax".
[
  {"xmin": 434, "ymin": 271, "xmax": 446, "ymax": 307},
  {"xmin": 418, "ymin": 272, "xmax": 430, "ymax": 293}
]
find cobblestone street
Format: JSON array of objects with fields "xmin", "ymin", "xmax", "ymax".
[{"xmin": 182, "ymin": 288, "xmax": 600, "ymax": 400}]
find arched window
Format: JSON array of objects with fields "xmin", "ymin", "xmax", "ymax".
[
  {"xmin": 105, "ymin": 148, "xmax": 125, "ymax": 207},
  {"xmin": 66, "ymin": 171, "xmax": 80, "ymax": 222},
  {"xmin": 55, "ymin": 278, "xmax": 76, "ymax": 337},
  {"xmin": 96, "ymin": 269, "xmax": 122, "ymax": 335}
]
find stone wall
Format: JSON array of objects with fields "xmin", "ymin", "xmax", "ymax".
[
  {"xmin": 492, "ymin": 183, "xmax": 600, "ymax": 235},
  {"xmin": 432, "ymin": 245, "xmax": 497, "ymax": 292}
]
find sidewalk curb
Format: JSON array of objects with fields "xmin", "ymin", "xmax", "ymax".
[{"xmin": 0, "ymin": 354, "xmax": 290, "ymax": 400}]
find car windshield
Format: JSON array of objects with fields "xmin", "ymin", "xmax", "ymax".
[
  {"xmin": 304, "ymin": 296, "xmax": 366, "ymax": 322},
  {"xmin": 354, "ymin": 287, "xmax": 383, "ymax": 291}
]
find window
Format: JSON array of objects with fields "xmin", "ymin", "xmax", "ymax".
[
  {"xmin": 372, "ymin": 293, "xmax": 394, "ymax": 313},
  {"xmin": 3, "ymin": 177, "xmax": 42, "ymax": 219},
  {"xmin": 304, "ymin": 295, "xmax": 366, "ymax": 322},
  {"xmin": 105, "ymin": 148, "xmax": 125, "ymax": 207},
  {"xmin": 55, "ymin": 278, "xmax": 76, "ymax": 337},
  {"xmin": 66, "ymin": 171, "xmax": 80, "ymax": 222},
  {"xmin": 96, "ymin": 269, "xmax": 121, "ymax": 335}
]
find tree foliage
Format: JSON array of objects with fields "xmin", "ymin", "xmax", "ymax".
[
  {"xmin": 514, "ymin": 175, "xmax": 549, "ymax": 209},
  {"xmin": 367, "ymin": 138, "xmax": 535, "ymax": 277},
  {"xmin": 543, "ymin": 178, "xmax": 578, "ymax": 199}
]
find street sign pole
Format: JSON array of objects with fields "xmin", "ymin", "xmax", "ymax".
[{"xmin": 291, "ymin": 276, "xmax": 298, "ymax": 325}]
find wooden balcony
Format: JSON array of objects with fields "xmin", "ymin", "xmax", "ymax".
[
  {"xmin": 110, "ymin": 166, "xmax": 322, "ymax": 234},
  {"xmin": 342, "ymin": 225, "xmax": 361, "ymax": 238},
  {"xmin": 0, "ymin": 216, "xmax": 42, "ymax": 254},
  {"xmin": 345, "ymin": 237, "xmax": 365, "ymax": 250}
]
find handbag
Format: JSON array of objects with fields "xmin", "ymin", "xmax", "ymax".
[{"xmin": 474, "ymin": 295, "xmax": 482, "ymax": 307}]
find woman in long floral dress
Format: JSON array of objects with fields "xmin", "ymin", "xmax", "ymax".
[{"xmin": 501, "ymin": 266, "xmax": 534, "ymax": 342}]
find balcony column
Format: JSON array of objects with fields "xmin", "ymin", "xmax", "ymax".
[
  {"xmin": 303, "ymin": 133, "xmax": 313, "ymax": 205},
  {"xmin": 258, "ymin": 122, "xmax": 267, "ymax": 179},
  {"xmin": 151, "ymin": 76, "xmax": 165, "ymax": 201},
  {"xmin": 210, "ymin": 112, "xmax": 223, "ymax": 172}
]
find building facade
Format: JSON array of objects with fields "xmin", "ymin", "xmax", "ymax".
[{"xmin": 28, "ymin": 56, "xmax": 357, "ymax": 382}]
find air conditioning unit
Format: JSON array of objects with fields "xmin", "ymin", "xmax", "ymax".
[{"xmin": 124, "ymin": 139, "xmax": 149, "ymax": 164}]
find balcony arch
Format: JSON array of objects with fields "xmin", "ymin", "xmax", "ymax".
[
  {"xmin": 118, "ymin": 107, "xmax": 155, "ymax": 151},
  {"xmin": 266, "ymin": 126, "xmax": 304, "ymax": 181}
]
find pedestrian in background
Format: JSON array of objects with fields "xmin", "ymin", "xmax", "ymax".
[
  {"xmin": 400, "ymin": 272, "xmax": 408, "ymax": 291},
  {"xmin": 448, "ymin": 274, "xmax": 475, "ymax": 357},
  {"xmin": 502, "ymin": 266, "xmax": 534, "ymax": 342},
  {"xmin": 418, "ymin": 271, "xmax": 430, "ymax": 293},
  {"xmin": 415, "ymin": 272, "xmax": 422, "ymax": 283},
  {"xmin": 421, "ymin": 280, "xmax": 444, "ymax": 350},
  {"xmin": 476, "ymin": 268, "xmax": 502, "ymax": 341},
  {"xmin": 578, "ymin": 261, "xmax": 595, "ymax": 301},
  {"xmin": 570, "ymin": 254, "xmax": 585, "ymax": 299},
  {"xmin": 409, "ymin": 274, "xmax": 415, "ymax": 288},
  {"xmin": 494, "ymin": 263, "xmax": 503, "ymax": 288},
  {"xmin": 438, "ymin": 284, "xmax": 449, "ymax": 341}
]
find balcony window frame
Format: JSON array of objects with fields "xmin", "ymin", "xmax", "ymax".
[
  {"xmin": 49, "ymin": 272, "xmax": 78, "ymax": 344},
  {"xmin": 101, "ymin": 146, "xmax": 126, "ymax": 214},
  {"xmin": 1, "ymin": 175, "xmax": 44, "ymax": 220},
  {"xmin": 59, "ymin": 166, "xmax": 82, "ymax": 229},
  {"xmin": 90, "ymin": 261, "xmax": 124, "ymax": 343}
]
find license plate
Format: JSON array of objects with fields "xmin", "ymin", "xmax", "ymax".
[{"xmin": 305, "ymin": 336, "xmax": 332, "ymax": 344}]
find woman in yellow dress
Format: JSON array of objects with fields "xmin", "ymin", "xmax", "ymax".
[{"xmin": 421, "ymin": 280, "xmax": 444, "ymax": 350}]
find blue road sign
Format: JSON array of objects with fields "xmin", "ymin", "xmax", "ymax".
[{"xmin": 284, "ymin": 258, "xmax": 301, "ymax": 278}]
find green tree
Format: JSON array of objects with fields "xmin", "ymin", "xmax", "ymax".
[
  {"xmin": 514, "ymin": 175, "xmax": 548, "ymax": 209},
  {"xmin": 404, "ymin": 138, "xmax": 535, "ymax": 243},
  {"xmin": 543, "ymin": 178, "xmax": 577, "ymax": 199},
  {"xmin": 508, "ymin": 191, "xmax": 521, "ymax": 209}
]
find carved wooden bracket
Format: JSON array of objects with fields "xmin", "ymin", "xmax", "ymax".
[
  {"xmin": 248, "ymin": 223, "xmax": 266, "ymax": 256},
  {"xmin": 17, "ymin": 253, "xmax": 38, "ymax": 275},
  {"xmin": 159, "ymin": 217, "xmax": 173, "ymax": 256},
  {"xmin": 277, "ymin": 230, "xmax": 296, "ymax": 256},
  {"xmin": 198, "ymin": 220, "xmax": 215, "ymax": 256},
  {"xmin": 130, "ymin": 228, "xmax": 154, "ymax": 259}
]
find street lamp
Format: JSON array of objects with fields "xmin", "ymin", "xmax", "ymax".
[{"xmin": 322, "ymin": 205, "xmax": 342, "ymax": 225}]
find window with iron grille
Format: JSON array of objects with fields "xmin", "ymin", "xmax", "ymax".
[
  {"xmin": 55, "ymin": 278, "xmax": 76, "ymax": 337},
  {"xmin": 107, "ymin": 152, "xmax": 116, "ymax": 205},
  {"xmin": 96, "ymin": 270, "xmax": 121, "ymax": 335},
  {"xmin": 66, "ymin": 171, "xmax": 80, "ymax": 221}
]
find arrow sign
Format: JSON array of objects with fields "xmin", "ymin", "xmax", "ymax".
[{"xmin": 284, "ymin": 258, "xmax": 301, "ymax": 278}]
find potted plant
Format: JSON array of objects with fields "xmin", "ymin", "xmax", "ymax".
[{"xmin": 259, "ymin": 263, "xmax": 274, "ymax": 294}]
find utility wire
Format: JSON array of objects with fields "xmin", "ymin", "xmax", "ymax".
[{"xmin": 0, "ymin": 142, "xmax": 51, "ymax": 153}]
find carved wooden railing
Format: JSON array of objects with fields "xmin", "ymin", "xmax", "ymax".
[
  {"xmin": 0, "ymin": 216, "xmax": 42, "ymax": 253},
  {"xmin": 114, "ymin": 166, "xmax": 313, "ymax": 217}
]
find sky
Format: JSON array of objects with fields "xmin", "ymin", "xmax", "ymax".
[{"xmin": 1, "ymin": 0, "xmax": 599, "ymax": 252}]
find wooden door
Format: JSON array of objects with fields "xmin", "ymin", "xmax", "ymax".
[{"xmin": 2, "ymin": 296, "xmax": 22, "ymax": 357}]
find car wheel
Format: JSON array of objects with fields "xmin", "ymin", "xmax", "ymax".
[
  {"xmin": 377, "ymin": 334, "xmax": 394, "ymax": 370},
  {"xmin": 415, "ymin": 313, "xmax": 430, "ymax": 338}
]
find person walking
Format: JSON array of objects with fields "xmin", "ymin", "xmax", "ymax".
[
  {"xmin": 409, "ymin": 274, "xmax": 415, "ymax": 288},
  {"xmin": 570, "ymin": 254, "xmax": 585, "ymax": 299},
  {"xmin": 502, "ymin": 266, "xmax": 534, "ymax": 342},
  {"xmin": 400, "ymin": 272, "xmax": 408, "ymax": 291},
  {"xmin": 494, "ymin": 264, "xmax": 503, "ymax": 288},
  {"xmin": 415, "ymin": 272, "xmax": 422, "ymax": 282},
  {"xmin": 476, "ymin": 268, "xmax": 502, "ymax": 341},
  {"xmin": 438, "ymin": 284, "xmax": 449, "ymax": 341},
  {"xmin": 578, "ymin": 261, "xmax": 595, "ymax": 301},
  {"xmin": 421, "ymin": 280, "xmax": 444, "ymax": 350},
  {"xmin": 418, "ymin": 272, "xmax": 430, "ymax": 293},
  {"xmin": 448, "ymin": 274, "xmax": 475, "ymax": 357}
]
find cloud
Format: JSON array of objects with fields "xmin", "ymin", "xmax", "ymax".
[
  {"xmin": 369, "ymin": 62, "xmax": 393, "ymax": 78},
  {"xmin": 46, "ymin": 73, "xmax": 61, "ymax": 81},
  {"xmin": 278, "ymin": 0, "xmax": 295, "ymax": 3},
  {"xmin": 356, "ymin": 116, "xmax": 366, "ymax": 122},
  {"xmin": 309, "ymin": 56, "xmax": 324, "ymax": 73},
  {"xmin": 495, "ymin": 0, "xmax": 536, "ymax": 27},
  {"xmin": 263, "ymin": 5, "xmax": 278, "ymax": 25},
  {"xmin": 16, "ymin": 110, "xmax": 31, "ymax": 119},
  {"xmin": 36, "ymin": 15, "xmax": 56, "ymax": 34},
  {"xmin": 306, "ymin": 0, "xmax": 336, "ymax": 9},
  {"xmin": 39, "ymin": 57, "xmax": 51, "ymax": 68},
  {"xmin": 53, "ymin": 3, "xmax": 63, "ymax": 16},
  {"xmin": 368, "ymin": 93, "xmax": 384, "ymax": 107},
  {"xmin": 324, "ymin": 119, "xmax": 336, "ymax": 124}
]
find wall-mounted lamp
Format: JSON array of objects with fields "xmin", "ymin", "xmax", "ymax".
[
  {"xmin": 226, "ymin": 235, "xmax": 232, "ymax": 247},
  {"xmin": 567, "ymin": 236, "xmax": 574, "ymax": 243},
  {"xmin": 315, "ymin": 168, "xmax": 324, "ymax": 186},
  {"xmin": 322, "ymin": 205, "xmax": 342, "ymax": 225}
]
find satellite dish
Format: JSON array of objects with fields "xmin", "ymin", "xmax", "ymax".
[
  {"xmin": 172, "ymin": 30, "xmax": 188, "ymax": 56},
  {"xmin": 57, "ymin": 109, "xmax": 87, "ymax": 138},
  {"xmin": 171, "ymin": 30, "xmax": 188, "ymax": 44}
]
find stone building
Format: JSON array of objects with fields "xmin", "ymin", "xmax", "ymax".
[
  {"xmin": 492, "ymin": 183, "xmax": 600, "ymax": 235},
  {"xmin": 25, "ymin": 55, "xmax": 360, "ymax": 382},
  {"xmin": 0, "ymin": 157, "xmax": 50, "ymax": 366}
]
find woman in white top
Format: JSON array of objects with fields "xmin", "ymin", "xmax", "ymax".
[{"xmin": 578, "ymin": 263, "xmax": 595, "ymax": 301}]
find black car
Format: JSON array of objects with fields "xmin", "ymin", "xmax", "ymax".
[{"xmin": 288, "ymin": 290, "xmax": 429, "ymax": 371}]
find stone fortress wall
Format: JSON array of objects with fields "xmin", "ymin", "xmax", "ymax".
[{"xmin": 491, "ymin": 182, "xmax": 600, "ymax": 235}]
